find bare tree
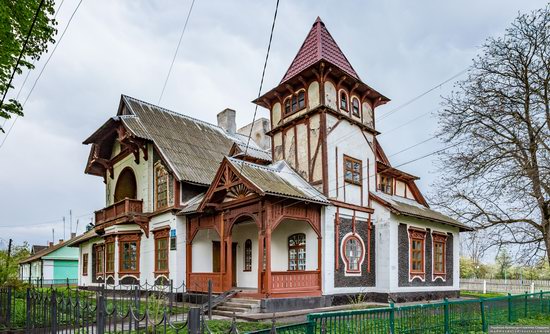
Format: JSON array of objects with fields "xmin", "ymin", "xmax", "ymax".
[{"xmin": 435, "ymin": 6, "xmax": 550, "ymax": 265}]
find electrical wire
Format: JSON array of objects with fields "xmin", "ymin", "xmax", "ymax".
[
  {"xmin": 0, "ymin": 0, "xmax": 85, "ymax": 150},
  {"xmin": 157, "ymin": 0, "xmax": 197, "ymax": 104}
]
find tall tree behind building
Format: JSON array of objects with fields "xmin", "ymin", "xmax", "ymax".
[
  {"xmin": 435, "ymin": 5, "xmax": 550, "ymax": 264},
  {"xmin": 0, "ymin": 0, "xmax": 57, "ymax": 128}
]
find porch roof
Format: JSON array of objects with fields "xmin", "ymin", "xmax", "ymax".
[
  {"xmin": 370, "ymin": 191, "xmax": 473, "ymax": 231},
  {"xmin": 226, "ymin": 157, "xmax": 329, "ymax": 204}
]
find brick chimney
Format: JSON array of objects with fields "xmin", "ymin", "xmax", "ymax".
[
  {"xmin": 71, "ymin": 232, "xmax": 76, "ymax": 239},
  {"xmin": 49, "ymin": 242, "xmax": 53, "ymax": 247},
  {"xmin": 58, "ymin": 239, "xmax": 63, "ymax": 244},
  {"xmin": 217, "ymin": 108, "xmax": 236, "ymax": 134}
]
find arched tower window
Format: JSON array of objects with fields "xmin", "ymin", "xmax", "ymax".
[
  {"xmin": 288, "ymin": 233, "xmax": 306, "ymax": 271},
  {"xmin": 352, "ymin": 97, "xmax": 360, "ymax": 117},
  {"xmin": 244, "ymin": 239, "xmax": 252, "ymax": 272},
  {"xmin": 284, "ymin": 90, "xmax": 306, "ymax": 115},
  {"xmin": 339, "ymin": 90, "xmax": 348, "ymax": 111},
  {"xmin": 114, "ymin": 168, "xmax": 137, "ymax": 202}
]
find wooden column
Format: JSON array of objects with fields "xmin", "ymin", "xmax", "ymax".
[
  {"xmin": 257, "ymin": 232, "xmax": 264, "ymax": 294},
  {"xmin": 186, "ymin": 241, "xmax": 192, "ymax": 289},
  {"xmin": 225, "ymin": 234, "xmax": 233, "ymax": 290},
  {"xmin": 265, "ymin": 227, "xmax": 272, "ymax": 296}
]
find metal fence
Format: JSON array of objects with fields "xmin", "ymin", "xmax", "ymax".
[
  {"xmin": 249, "ymin": 291, "xmax": 550, "ymax": 334},
  {"xmin": 461, "ymin": 278, "xmax": 550, "ymax": 294},
  {"xmin": 0, "ymin": 281, "xmax": 232, "ymax": 334}
]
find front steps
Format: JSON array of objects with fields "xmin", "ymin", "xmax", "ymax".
[{"xmin": 211, "ymin": 297, "xmax": 261, "ymax": 317}]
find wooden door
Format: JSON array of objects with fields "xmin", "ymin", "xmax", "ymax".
[{"xmin": 212, "ymin": 241, "xmax": 220, "ymax": 272}]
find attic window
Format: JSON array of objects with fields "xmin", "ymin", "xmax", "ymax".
[
  {"xmin": 284, "ymin": 91, "xmax": 306, "ymax": 115},
  {"xmin": 378, "ymin": 175, "xmax": 393, "ymax": 195}
]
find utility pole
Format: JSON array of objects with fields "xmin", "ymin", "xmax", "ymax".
[
  {"xmin": 52, "ymin": 228, "xmax": 54, "ymax": 245},
  {"xmin": 69, "ymin": 209, "xmax": 72, "ymax": 236},
  {"xmin": 63, "ymin": 216, "xmax": 66, "ymax": 240},
  {"xmin": 6, "ymin": 238, "xmax": 12, "ymax": 272}
]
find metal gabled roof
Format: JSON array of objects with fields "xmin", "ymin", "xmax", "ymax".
[
  {"xmin": 116, "ymin": 95, "xmax": 263, "ymax": 186},
  {"xmin": 226, "ymin": 157, "xmax": 329, "ymax": 204}
]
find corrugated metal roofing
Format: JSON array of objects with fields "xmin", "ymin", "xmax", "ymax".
[
  {"xmin": 371, "ymin": 191, "xmax": 473, "ymax": 231},
  {"xmin": 280, "ymin": 17, "xmax": 359, "ymax": 83},
  {"xmin": 233, "ymin": 142, "xmax": 272, "ymax": 162},
  {"xmin": 226, "ymin": 157, "xmax": 328, "ymax": 204},
  {"xmin": 120, "ymin": 95, "xmax": 263, "ymax": 185}
]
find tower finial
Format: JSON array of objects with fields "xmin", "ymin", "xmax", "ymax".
[{"xmin": 314, "ymin": 16, "xmax": 323, "ymax": 25}]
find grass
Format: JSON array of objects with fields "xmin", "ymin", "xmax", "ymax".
[{"xmin": 461, "ymin": 291, "xmax": 507, "ymax": 298}]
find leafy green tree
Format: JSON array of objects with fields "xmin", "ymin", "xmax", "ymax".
[
  {"xmin": 0, "ymin": 0, "xmax": 57, "ymax": 128},
  {"xmin": 495, "ymin": 248, "xmax": 513, "ymax": 279},
  {"xmin": 0, "ymin": 242, "xmax": 30, "ymax": 284}
]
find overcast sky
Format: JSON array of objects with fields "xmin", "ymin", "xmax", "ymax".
[{"xmin": 0, "ymin": 0, "xmax": 546, "ymax": 248}]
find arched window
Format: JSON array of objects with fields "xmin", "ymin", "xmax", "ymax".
[
  {"xmin": 244, "ymin": 239, "xmax": 252, "ymax": 272},
  {"xmin": 288, "ymin": 233, "xmax": 306, "ymax": 271},
  {"xmin": 284, "ymin": 90, "xmax": 306, "ymax": 115},
  {"xmin": 114, "ymin": 168, "xmax": 137, "ymax": 202},
  {"xmin": 339, "ymin": 91, "xmax": 348, "ymax": 111},
  {"xmin": 351, "ymin": 97, "xmax": 360, "ymax": 117},
  {"xmin": 344, "ymin": 236, "xmax": 363, "ymax": 272}
]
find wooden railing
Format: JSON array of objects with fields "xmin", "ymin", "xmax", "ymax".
[
  {"xmin": 94, "ymin": 198, "xmax": 144, "ymax": 225},
  {"xmin": 270, "ymin": 270, "xmax": 321, "ymax": 293},
  {"xmin": 188, "ymin": 272, "xmax": 223, "ymax": 293}
]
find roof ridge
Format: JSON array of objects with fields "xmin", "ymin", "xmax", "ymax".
[
  {"xmin": 122, "ymin": 94, "xmax": 229, "ymax": 132},
  {"xmin": 227, "ymin": 156, "xmax": 277, "ymax": 172}
]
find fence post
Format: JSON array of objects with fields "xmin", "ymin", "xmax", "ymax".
[
  {"xmin": 207, "ymin": 279, "xmax": 212, "ymax": 320},
  {"xmin": 523, "ymin": 291, "xmax": 527, "ymax": 318},
  {"xmin": 444, "ymin": 297, "xmax": 450, "ymax": 334},
  {"xmin": 188, "ymin": 307, "xmax": 201, "ymax": 334},
  {"xmin": 50, "ymin": 289, "xmax": 57, "ymax": 334},
  {"xmin": 389, "ymin": 302, "xmax": 396, "ymax": 334},
  {"xmin": 508, "ymin": 292, "xmax": 512, "ymax": 322},
  {"xmin": 169, "ymin": 279, "xmax": 174, "ymax": 315},
  {"xmin": 25, "ymin": 288, "xmax": 31, "ymax": 331},
  {"xmin": 66, "ymin": 277, "xmax": 69, "ymax": 289},
  {"xmin": 483, "ymin": 280, "xmax": 487, "ymax": 294},
  {"xmin": 540, "ymin": 290, "xmax": 544, "ymax": 314},
  {"xmin": 480, "ymin": 298, "xmax": 487, "ymax": 332},
  {"xmin": 531, "ymin": 283, "xmax": 535, "ymax": 294},
  {"xmin": 96, "ymin": 292, "xmax": 105, "ymax": 334},
  {"xmin": 306, "ymin": 314, "xmax": 315, "ymax": 334},
  {"xmin": 6, "ymin": 287, "xmax": 12, "ymax": 328}
]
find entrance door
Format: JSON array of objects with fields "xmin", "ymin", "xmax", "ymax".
[{"xmin": 212, "ymin": 241, "xmax": 220, "ymax": 272}]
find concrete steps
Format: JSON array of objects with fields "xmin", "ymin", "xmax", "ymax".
[{"xmin": 211, "ymin": 297, "xmax": 261, "ymax": 317}]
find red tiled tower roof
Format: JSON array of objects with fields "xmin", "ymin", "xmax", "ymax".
[{"xmin": 280, "ymin": 17, "xmax": 360, "ymax": 84}]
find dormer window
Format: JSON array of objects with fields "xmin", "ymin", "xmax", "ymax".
[
  {"xmin": 284, "ymin": 90, "xmax": 306, "ymax": 115},
  {"xmin": 352, "ymin": 97, "xmax": 360, "ymax": 117},
  {"xmin": 339, "ymin": 91, "xmax": 348, "ymax": 111},
  {"xmin": 378, "ymin": 175, "xmax": 393, "ymax": 194}
]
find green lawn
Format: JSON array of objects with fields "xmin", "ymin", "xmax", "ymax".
[{"xmin": 461, "ymin": 291, "xmax": 507, "ymax": 298}]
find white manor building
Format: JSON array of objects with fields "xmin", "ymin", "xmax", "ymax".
[{"xmin": 69, "ymin": 17, "xmax": 471, "ymax": 311}]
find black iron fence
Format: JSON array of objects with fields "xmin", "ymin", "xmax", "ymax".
[{"xmin": 0, "ymin": 280, "xmax": 268, "ymax": 334}]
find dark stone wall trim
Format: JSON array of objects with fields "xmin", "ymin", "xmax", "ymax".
[
  {"xmin": 398, "ymin": 223, "xmax": 453, "ymax": 287},
  {"xmin": 334, "ymin": 218, "xmax": 375, "ymax": 287}
]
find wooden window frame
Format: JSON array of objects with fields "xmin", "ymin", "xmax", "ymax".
[
  {"xmin": 118, "ymin": 234, "xmax": 140, "ymax": 276},
  {"xmin": 153, "ymin": 229, "xmax": 170, "ymax": 276},
  {"xmin": 339, "ymin": 90, "xmax": 349, "ymax": 111},
  {"xmin": 244, "ymin": 239, "xmax": 252, "ymax": 272},
  {"xmin": 342, "ymin": 234, "xmax": 365, "ymax": 274},
  {"xmin": 95, "ymin": 244, "xmax": 105, "ymax": 276},
  {"xmin": 155, "ymin": 162, "xmax": 169, "ymax": 210},
  {"xmin": 351, "ymin": 97, "xmax": 360, "ymax": 117},
  {"xmin": 432, "ymin": 232, "xmax": 447, "ymax": 278},
  {"xmin": 409, "ymin": 228, "xmax": 426, "ymax": 279},
  {"xmin": 105, "ymin": 236, "xmax": 115, "ymax": 275},
  {"xmin": 378, "ymin": 175, "xmax": 394, "ymax": 195},
  {"xmin": 283, "ymin": 90, "xmax": 307, "ymax": 116},
  {"xmin": 82, "ymin": 253, "xmax": 88, "ymax": 276},
  {"xmin": 344, "ymin": 155, "xmax": 362, "ymax": 186},
  {"xmin": 288, "ymin": 233, "xmax": 306, "ymax": 271}
]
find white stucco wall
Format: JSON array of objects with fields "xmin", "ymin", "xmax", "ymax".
[
  {"xmin": 232, "ymin": 222, "xmax": 259, "ymax": 288},
  {"xmin": 271, "ymin": 219, "xmax": 318, "ymax": 272},
  {"xmin": 192, "ymin": 229, "xmax": 220, "ymax": 273}
]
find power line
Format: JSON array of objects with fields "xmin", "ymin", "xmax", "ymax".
[
  {"xmin": 0, "ymin": 212, "xmax": 92, "ymax": 229},
  {"xmin": 0, "ymin": 0, "xmax": 46, "ymax": 125},
  {"xmin": 0, "ymin": 0, "xmax": 85, "ymax": 150},
  {"xmin": 377, "ymin": 68, "xmax": 468, "ymax": 122},
  {"xmin": 157, "ymin": 0, "xmax": 197, "ymax": 104},
  {"xmin": 242, "ymin": 0, "xmax": 280, "ymax": 165},
  {"xmin": 387, "ymin": 135, "xmax": 437, "ymax": 158}
]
